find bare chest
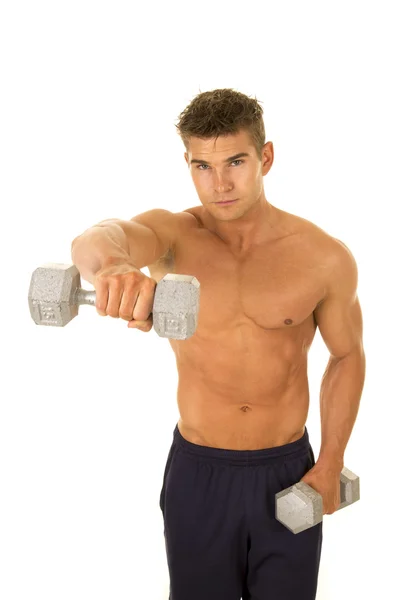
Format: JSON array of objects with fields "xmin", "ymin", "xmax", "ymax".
[{"xmin": 149, "ymin": 228, "xmax": 327, "ymax": 333}]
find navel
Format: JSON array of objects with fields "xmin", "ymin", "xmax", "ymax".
[{"xmin": 240, "ymin": 405, "xmax": 251, "ymax": 412}]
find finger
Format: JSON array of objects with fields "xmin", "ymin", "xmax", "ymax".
[
  {"xmin": 127, "ymin": 320, "xmax": 145, "ymax": 328},
  {"xmin": 106, "ymin": 284, "xmax": 123, "ymax": 318},
  {"xmin": 95, "ymin": 279, "xmax": 109, "ymax": 316},
  {"xmin": 119, "ymin": 286, "xmax": 139, "ymax": 321},
  {"xmin": 127, "ymin": 317, "xmax": 153, "ymax": 330},
  {"xmin": 132, "ymin": 280, "xmax": 156, "ymax": 321},
  {"xmin": 127, "ymin": 322, "xmax": 146, "ymax": 331}
]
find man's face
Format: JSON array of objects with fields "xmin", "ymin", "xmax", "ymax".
[{"xmin": 184, "ymin": 129, "xmax": 273, "ymax": 221}]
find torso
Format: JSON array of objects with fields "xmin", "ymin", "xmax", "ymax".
[{"xmin": 148, "ymin": 205, "xmax": 335, "ymax": 450}]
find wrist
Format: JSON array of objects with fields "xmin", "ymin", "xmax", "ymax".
[
  {"xmin": 101, "ymin": 254, "xmax": 139, "ymax": 269},
  {"xmin": 316, "ymin": 453, "xmax": 344, "ymax": 472}
]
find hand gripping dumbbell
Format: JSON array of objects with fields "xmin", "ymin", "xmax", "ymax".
[
  {"xmin": 275, "ymin": 466, "xmax": 360, "ymax": 534},
  {"xmin": 28, "ymin": 263, "xmax": 200, "ymax": 340}
]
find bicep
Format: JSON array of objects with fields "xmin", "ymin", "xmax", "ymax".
[
  {"xmin": 314, "ymin": 242, "xmax": 364, "ymax": 358},
  {"xmin": 128, "ymin": 209, "xmax": 194, "ymax": 263},
  {"xmin": 103, "ymin": 209, "xmax": 181, "ymax": 268}
]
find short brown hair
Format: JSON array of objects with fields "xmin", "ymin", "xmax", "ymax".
[{"xmin": 175, "ymin": 88, "xmax": 266, "ymax": 160}]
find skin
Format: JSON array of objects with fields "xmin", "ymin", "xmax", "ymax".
[{"xmin": 144, "ymin": 128, "xmax": 365, "ymax": 514}]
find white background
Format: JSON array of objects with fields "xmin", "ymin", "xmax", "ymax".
[{"xmin": 1, "ymin": 1, "xmax": 398, "ymax": 598}]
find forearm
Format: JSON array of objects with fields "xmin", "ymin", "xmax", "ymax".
[
  {"xmin": 71, "ymin": 222, "xmax": 134, "ymax": 285},
  {"xmin": 317, "ymin": 350, "xmax": 366, "ymax": 468}
]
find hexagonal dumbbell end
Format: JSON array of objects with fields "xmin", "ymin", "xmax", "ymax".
[
  {"xmin": 152, "ymin": 273, "xmax": 200, "ymax": 340},
  {"xmin": 28, "ymin": 263, "xmax": 201, "ymax": 339},
  {"xmin": 275, "ymin": 467, "xmax": 360, "ymax": 534},
  {"xmin": 28, "ymin": 263, "xmax": 93, "ymax": 327}
]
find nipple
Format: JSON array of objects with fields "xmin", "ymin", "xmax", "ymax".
[{"xmin": 284, "ymin": 319, "xmax": 293, "ymax": 325}]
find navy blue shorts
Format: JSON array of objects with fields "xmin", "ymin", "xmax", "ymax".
[{"xmin": 159, "ymin": 423, "xmax": 323, "ymax": 600}]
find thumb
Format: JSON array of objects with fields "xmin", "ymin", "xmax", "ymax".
[
  {"xmin": 127, "ymin": 320, "xmax": 143, "ymax": 329},
  {"xmin": 127, "ymin": 319, "xmax": 151, "ymax": 330}
]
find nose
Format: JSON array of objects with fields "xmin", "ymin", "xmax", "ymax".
[{"xmin": 213, "ymin": 171, "xmax": 233, "ymax": 194}]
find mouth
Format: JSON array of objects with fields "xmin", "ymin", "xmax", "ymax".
[{"xmin": 214, "ymin": 199, "xmax": 238, "ymax": 205}]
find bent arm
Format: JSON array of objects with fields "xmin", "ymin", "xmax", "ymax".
[{"xmin": 314, "ymin": 241, "xmax": 366, "ymax": 469}]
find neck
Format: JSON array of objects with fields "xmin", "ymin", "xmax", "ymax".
[{"xmin": 204, "ymin": 197, "xmax": 283, "ymax": 253}]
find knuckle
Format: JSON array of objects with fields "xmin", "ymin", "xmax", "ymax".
[
  {"xmin": 95, "ymin": 299, "xmax": 107, "ymax": 315},
  {"xmin": 125, "ymin": 271, "xmax": 140, "ymax": 283},
  {"xmin": 141, "ymin": 281, "xmax": 156, "ymax": 299},
  {"xmin": 132, "ymin": 308, "xmax": 149, "ymax": 321},
  {"xmin": 123, "ymin": 277, "xmax": 140, "ymax": 292},
  {"xmin": 119, "ymin": 312, "xmax": 132, "ymax": 321},
  {"xmin": 143, "ymin": 277, "xmax": 155, "ymax": 289},
  {"xmin": 109, "ymin": 274, "xmax": 122, "ymax": 286}
]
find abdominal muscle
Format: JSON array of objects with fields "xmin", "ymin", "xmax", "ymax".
[{"xmin": 170, "ymin": 337, "xmax": 310, "ymax": 451}]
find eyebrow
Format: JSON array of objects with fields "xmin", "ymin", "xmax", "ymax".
[{"xmin": 190, "ymin": 152, "xmax": 250, "ymax": 166}]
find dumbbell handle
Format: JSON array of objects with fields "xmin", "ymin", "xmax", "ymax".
[
  {"xmin": 74, "ymin": 288, "xmax": 96, "ymax": 306},
  {"xmin": 73, "ymin": 287, "xmax": 156, "ymax": 315}
]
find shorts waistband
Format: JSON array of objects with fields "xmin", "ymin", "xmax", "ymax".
[{"xmin": 172, "ymin": 423, "xmax": 310, "ymax": 466}]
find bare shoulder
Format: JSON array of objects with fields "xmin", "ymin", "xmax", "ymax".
[
  {"xmin": 278, "ymin": 208, "xmax": 358, "ymax": 296},
  {"xmin": 130, "ymin": 207, "xmax": 198, "ymax": 238},
  {"xmin": 172, "ymin": 208, "xmax": 200, "ymax": 243},
  {"xmin": 182, "ymin": 205, "xmax": 203, "ymax": 227},
  {"xmin": 278, "ymin": 207, "xmax": 354, "ymax": 258},
  {"xmin": 291, "ymin": 211, "xmax": 359, "ymax": 303}
]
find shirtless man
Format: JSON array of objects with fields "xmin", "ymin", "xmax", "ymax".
[{"xmin": 71, "ymin": 89, "xmax": 366, "ymax": 600}]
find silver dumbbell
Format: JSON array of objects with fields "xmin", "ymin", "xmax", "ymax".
[
  {"xmin": 28, "ymin": 263, "xmax": 200, "ymax": 340},
  {"xmin": 275, "ymin": 466, "xmax": 360, "ymax": 534}
]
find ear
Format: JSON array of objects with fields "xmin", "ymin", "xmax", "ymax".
[
  {"xmin": 184, "ymin": 152, "xmax": 189, "ymax": 165},
  {"xmin": 261, "ymin": 141, "xmax": 274, "ymax": 175}
]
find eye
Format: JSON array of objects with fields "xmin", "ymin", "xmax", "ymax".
[{"xmin": 197, "ymin": 159, "xmax": 243, "ymax": 170}]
